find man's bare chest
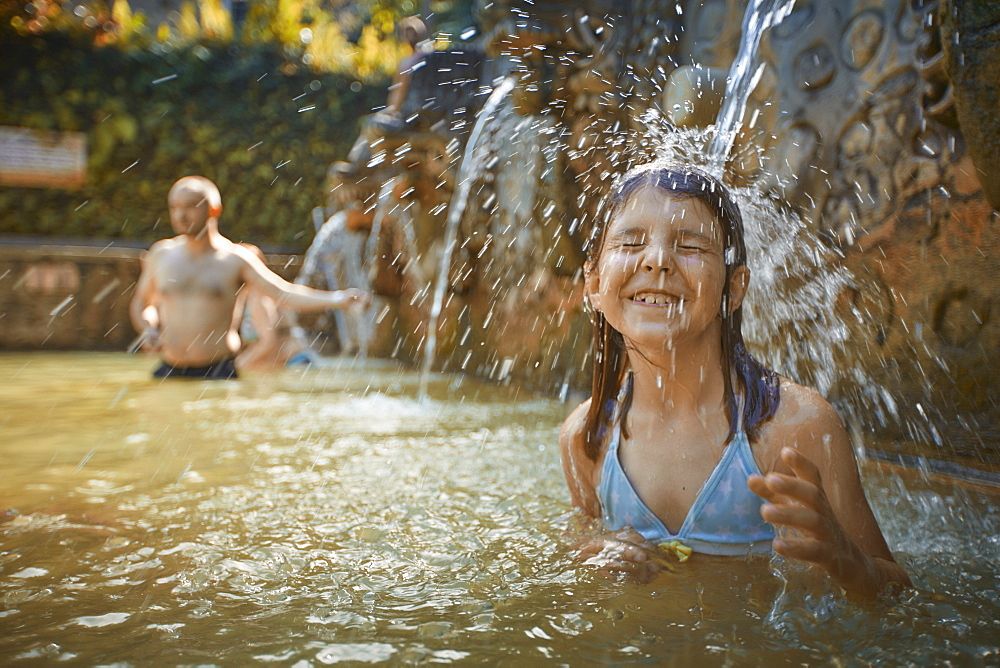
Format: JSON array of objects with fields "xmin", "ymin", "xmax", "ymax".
[{"xmin": 157, "ymin": 255, "xmax": 241, "ymax": 299}]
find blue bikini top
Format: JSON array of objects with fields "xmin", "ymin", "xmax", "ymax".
[{"xmin": 596, "ymin": 417, "xmax": 775, "ymax": 556}]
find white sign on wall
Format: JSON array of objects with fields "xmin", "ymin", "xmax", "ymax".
[{"xmin": 0, "ymin": 126, "xmax": 87, "ymax": 189}]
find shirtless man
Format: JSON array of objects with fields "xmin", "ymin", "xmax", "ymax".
[{"xmin": 129, "ymin": 175, "xmax": 370, "ymax": 379}]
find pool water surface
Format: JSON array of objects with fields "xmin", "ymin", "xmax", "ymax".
[{"xmin": 0, "ymin": 353, "xmax": 997, "ymax": 664}]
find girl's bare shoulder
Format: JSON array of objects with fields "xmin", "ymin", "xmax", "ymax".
[
  {"xmin": 774, "ymin": 378, "xmax": 842, "ymax": 425},
  {"xmin": 755, "ymin": 377, "xmax": 850, "ymax": 470}
]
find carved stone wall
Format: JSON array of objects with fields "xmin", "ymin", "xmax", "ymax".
[
  {"xmin": 459, "ymin": 0, "xmax": 998, "ymax": 451},
  {"xmin": 941, "ymin": 0, "xmax": 1000, "ymax": 209},
  {"xmin": 681, "ymin": 0, "xmax": 998, "ymax": 449}
]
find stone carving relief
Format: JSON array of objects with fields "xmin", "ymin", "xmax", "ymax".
[{"xmin": 469, "ymin": 0, "xmax": 998, "ymax": 440}]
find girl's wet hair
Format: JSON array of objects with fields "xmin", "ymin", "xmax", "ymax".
[{"xmin": 582, "ymin": 165, "xmax": 780, "ymax": 459}]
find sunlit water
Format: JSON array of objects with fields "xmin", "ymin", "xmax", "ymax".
[{"xmin": 0, "ymin": 353, "xmax": 997, "ymax": 664}]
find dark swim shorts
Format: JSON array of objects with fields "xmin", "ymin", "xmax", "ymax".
[{"xmin": 153, "ymin": 358, "xmax": 238, "ymax": 380}]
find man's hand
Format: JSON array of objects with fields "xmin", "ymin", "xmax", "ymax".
[
  {"xmin": 132, "ymin": 326, "xmax": 161, "ymax": 353},
  {"xmin": 334, "ymin": 288, "xmax": 372, "ymax": 313}
]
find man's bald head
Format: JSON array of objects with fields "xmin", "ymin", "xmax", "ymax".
[{"xmin": 170, "ymin": 176, "xmax": 222, "ymax": 215}]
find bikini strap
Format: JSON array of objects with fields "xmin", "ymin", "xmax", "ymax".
[{"xmin": 733, "ymin": 430, "xmax": 764, "ymax": 476}]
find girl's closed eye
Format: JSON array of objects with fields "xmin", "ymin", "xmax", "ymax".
[
  {"xmin": 676, "ymin": 231, "xmax": 717, "ymax": 253},
  {"xmin": 610, "ymin": 230, "xmax": 647, "ymax": 249}
]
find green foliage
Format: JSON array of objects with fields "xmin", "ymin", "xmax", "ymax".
[
  {"xmin": 0, "ymin": 0, "xmax": 476, "ymax": 248},
  {"xmin": 2, "ymin": 0, "xmax": 476, "ymax": 79},
  {"xmin": 0, "ymin": 33, "xmax": 388, "ymax": 249}
]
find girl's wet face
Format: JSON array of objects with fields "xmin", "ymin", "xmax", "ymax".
[{"xmin": 588, "ymin": 185, "xmax": 735, "ymax": 354}]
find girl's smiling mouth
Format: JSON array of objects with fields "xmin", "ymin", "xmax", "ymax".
[{"xmin": 630, "ymin": 291, "xmax": 683, "ymax": 307}]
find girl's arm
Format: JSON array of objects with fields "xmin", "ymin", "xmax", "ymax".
[
  {"xmin": 559, "ymin": 400, "xmax": 663, "ymax": 583},
  {"xmin": 558, "ymin": 399, "xmax": 601, "ymax": 517},
  {"xmin": 748, "ymin": 382, "xmax": 911, "ymax": 598}
]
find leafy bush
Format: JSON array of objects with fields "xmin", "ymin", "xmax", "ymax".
[
  {"xmin": 0, "ymin": 32, "xmax": 388, "ymax": 249},
  {"xmin": 0, "ymin": 0, "xmax": 476, "ymax": 248}
]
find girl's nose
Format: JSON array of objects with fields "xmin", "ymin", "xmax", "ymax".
[{"xmin": 641, "ymin": 243, "xmax": 674, "ymax": 273}]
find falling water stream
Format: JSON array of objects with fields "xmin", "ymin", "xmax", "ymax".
[
  {"xmin": 703, "ymin": 0, "xmax": 797, "ymax": 176},
  {"xmin": 418, "ymin": 77, "xmax": 516, "ymax": 399}
]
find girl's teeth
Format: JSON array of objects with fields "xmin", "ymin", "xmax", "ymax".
[{"xmin": 638, "ymin": 295, "xmax": 671, "ymax": 305}]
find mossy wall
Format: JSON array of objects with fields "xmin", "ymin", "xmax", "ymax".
[{"xmin": 0, "ymin": 33, "xmax": 388, "ymax": 250}]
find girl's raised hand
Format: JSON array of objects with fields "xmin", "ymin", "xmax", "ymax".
[{"xmin": 747, "ymin": 447, "xmax": 868, "ymax": 588}]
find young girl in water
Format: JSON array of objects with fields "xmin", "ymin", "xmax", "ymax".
[{"xmin": 559, "ymin": 164, "xmax": 910, "ymax": 598}]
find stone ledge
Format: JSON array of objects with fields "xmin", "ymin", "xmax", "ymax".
[{"xmin": 0, "ymin": 240, "xmax": 301, "ymax": 351}]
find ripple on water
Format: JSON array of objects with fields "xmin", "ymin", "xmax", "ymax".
[
  {"xmin": 313, "ymin": 642, "xmax": 396, "ymax": 664},
  {"xmin": 72, "ymin": 612, "xmax": 131, "ymax": 628}
]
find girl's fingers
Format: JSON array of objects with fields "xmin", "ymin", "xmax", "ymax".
[
  {"xmin": 614, "ymin": 529, "xmax": 650, "ymax": 546},
  {"xmin": 616, "ymin": 542, "xmax": 647, "ymax": 563},
  {"xmin": 760, "ymin": 504, "xmax": 827, "ymax": 536},
  {"xmin": 747, "ymin": 473, "xmax": 773, "ymax": 500},
  {"xmin": 772, "ymin": 536, "xmax": 832, "ymax": 567},
  {"xmin": 750, "ymin": 449, "xmax": 826, "ymax": 508},
  {"xmin": 749, "ymin": 472, "xmax": 820, "ymax": 508},
  {"xmin": 577, "ymin": 542, "xmax": 604, "ymax": 560},
  {"xmin": 579, "ymin": 534, "xmax": 652, "ymax": 567},
  {"xmin": 598, "ymin": 560, "xmax": 661, "ymax": 583},
  {"xmin": 748, "ymin": 474, "xmax": 792, "ymax": 504},
  {"xmin": 781, "ymin": 447, "xmax": 823, "ymax": 488},
  {"xmin": 763, "ymin": 473, "xmax": 823, "ymax": 508}
]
